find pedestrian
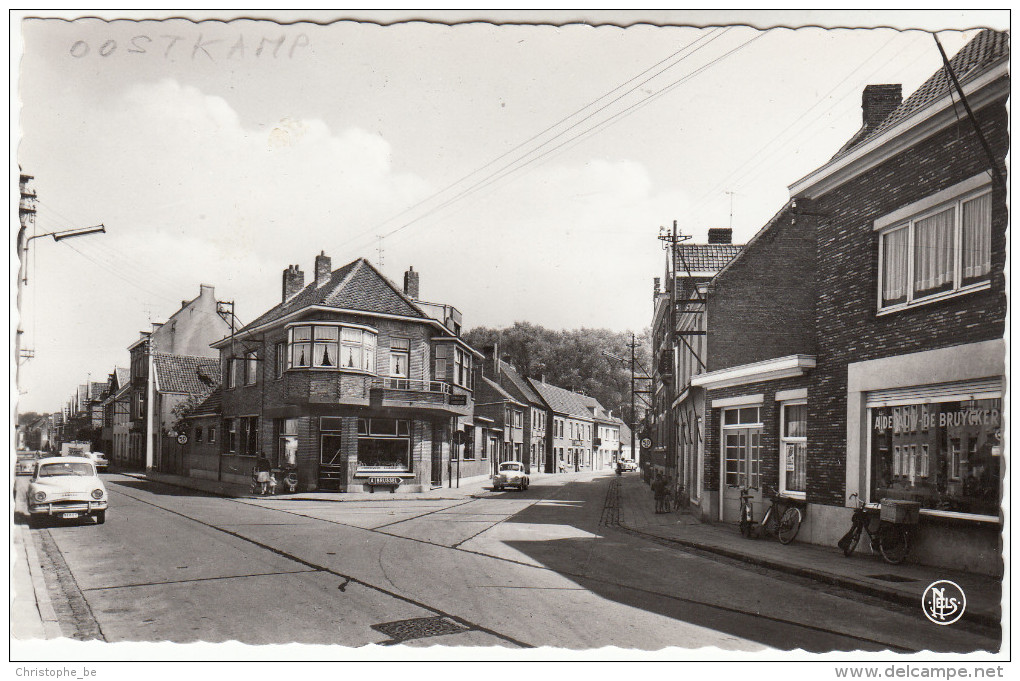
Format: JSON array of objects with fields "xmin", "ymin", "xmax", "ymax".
[
  {"xmin": 255, "ymin": 453, "xmax": 272, "ymax": 496},
  {"xmin": 651, "ymin": 473, "xmax": 665, "ymax": 513}
]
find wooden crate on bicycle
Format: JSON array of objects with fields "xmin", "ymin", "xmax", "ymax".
[{"xmin": 879, "ymin": 499, "xmax": 920, "ymax": 525}]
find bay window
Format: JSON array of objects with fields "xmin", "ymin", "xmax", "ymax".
[
  {"xmin": 877, "ymin": 176, "xmax": 992, "ymax": 311},
  {"xmin": 453, "ymin": 347, "xmax": 472, "ymax": 388},
  {"xmin": 286, "ymin": 324, "xmax": 377, "ymax": 371}
]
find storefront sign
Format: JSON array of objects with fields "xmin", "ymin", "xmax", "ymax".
[
  {"xmin": 368, "ymin": 477, "xmax": 401, "ymax": 486},
  {"xmin": 449, "ymin": 394, "xmax": 467, "ymax": 406},
  {"xmin": 873, "ymin": 408, "xmax": 1000, "ymax": 432}
]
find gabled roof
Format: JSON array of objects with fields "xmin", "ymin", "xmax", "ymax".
[
  {"xmin": 188, "ymin": 388, "xmax": 222, "ymax": 418},
  {"xmin": 497, "ymin": 360, "xmax": 543, "ymax": 405},
  {"xmin": 153, "ymin": 353, "xmax": 220, "ymax": 395},
  {"xmin": 90, "ymin": 381, "xmax": 107, "ymax": 400},
  {"xmin": 238, "ymin": 258, "xmax": 428, "ymax": 334},
  {"xmin": 675, "ymin": 244, "xmax": 743, "ymax": 274},
  {"xmin": 480, "ymin": 376, "xmax": 522, "ymax": 405},
  {"xmin": 832, "ymin": 29, "xmax": 1009, "ymax": 162},
  {"xmin": 527, "ymin": 379, "xmax": 594, "ymax": 420},
  {"xmin": 114, "ymin": 367, "xmax": 129, "ymax": 389}
]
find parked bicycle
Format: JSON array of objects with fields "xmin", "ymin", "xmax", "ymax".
[
  {"xmin": 837, "ymin": 493, "xmax": 910, "ymax": 564},
  {"xmin": 737, "ymin": 485, "xmax": 803, "ymax": 544}
]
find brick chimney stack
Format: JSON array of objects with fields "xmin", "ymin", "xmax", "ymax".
[
  {"xmin": 862, "ymin": 84, "xmax": 902, "ymax": 130},
  {"xmin": 403, "ymin": 266, "xmax": 420, "ymax": 299},
  {"xmin": 483, "ymin": 343, "xmax": 500, "ymax": 378},
  {"xmin": 282, "ymin": 264, "xmax": 304, "ymax": 302},
  {"xmin": 314, "ymin": 251, "xmax": 331, "ymax": 288},
  {"xmin": 708, "ymin": 228, "xmax": 733, "ymax": 244}
]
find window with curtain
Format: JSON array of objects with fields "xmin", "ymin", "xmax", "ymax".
[
  {"xmin": 780, "ymin": 402, "xmax": 807, "ymax": 496},
  {"xmin": 286, "ymin": 324, "xmax": 377, "ymax": 371},
  {"xmin": 389, "ymin": 338, "xmax": 410, "ymax": 377},
  {"xmin": 878, "ymin": 186, "xmax": 992, "ymax": 311}
]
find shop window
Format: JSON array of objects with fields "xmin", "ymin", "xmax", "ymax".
[
  {"xmin": 870, "ymin": 398, "xmax": 1001, "ymax": 518},
  {"xmin": 462, "ymin": 426, "xmax": 476, "ymax": 460},
  {"xmin": 878, "ymin": 181, "xmax": 992, "ymax": 312},
  {"xmin": 279, "ymin": 418, "xmax": 299, "ymax": 467},
  {"xmin": 780, "ymin": 402, "xmax": 807, "ymax": 497},
  {"xmin": 357, "ymin": 418, "xmax": 411, "ymax": 472}
]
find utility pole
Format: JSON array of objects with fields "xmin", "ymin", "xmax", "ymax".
[
  {"xmin": 16, "ymin": 173, "xmax": 105, "ymax": 396},
  {"xmin": 658, "ymin": 220, "xmax": 692, "ymax": 487},
  {"xmin": 630, "ymin": 333, "xmax": 637, "ymax": 465},
  {"xmin": 376, "ymin": 235, "xmax": 385, "ymax": 268}
]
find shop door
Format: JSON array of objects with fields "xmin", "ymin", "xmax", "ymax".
[
  {"xmin": 721, "ymin": 423, "xmax": 763, "ymax": 523},
  {"xmin": 318, "ymin": 434, "xmax": 345, "ymax": 491}
]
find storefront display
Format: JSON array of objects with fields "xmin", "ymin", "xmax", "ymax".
[{"xmin": 869, "ymin": 398, "xmax": 1001, "ymax": 518}]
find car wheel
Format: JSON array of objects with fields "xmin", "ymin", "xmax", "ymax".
[
  {"xmin": 95, "ymin": 510, "xmax": 106, "ymax": 525},
  {"xmin": 494, "ymin": 485, "xmax": 502, "ymax": 491}
]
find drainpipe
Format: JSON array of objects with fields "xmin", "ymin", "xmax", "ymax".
[{"xmin": 145, "ymin": 343, "xmax": 156, "ymax": 473}]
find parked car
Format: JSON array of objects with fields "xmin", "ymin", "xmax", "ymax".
[
  {"xmin": 85, "ymin": 451, "xmax": 109, "ymax": 472},
  {"xmin": 618, "ymin": 459, "xmax": 637, "ymax": 472},
  {"xmin": 27, "ymin": 456, "xmax": 108, "ymax": 525},
  {"xmin": 16, "ymin": 451, "xmax": 39, "ymax": 476},
  {"xmin": 493, "ymin": 461, "xmax": 529, "ymax": 491}
]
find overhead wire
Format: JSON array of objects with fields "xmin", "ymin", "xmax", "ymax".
[
  {"xmin": 368, "ymin": 30, "xmax": 767, "ymax": 247},
  {"xmin": 332, "ymin": 27, "xmax": 733, "ymax": 254}
]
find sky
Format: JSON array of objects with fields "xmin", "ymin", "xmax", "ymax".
[{"xmin": 12, "ymin": 10, "xmax": 1007, "ymax": 414}]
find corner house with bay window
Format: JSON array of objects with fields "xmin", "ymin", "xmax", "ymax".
[
  {"xmin": 786, "ymin": 30, "xmax": 1007, "ymax": 575},
  {"xmin": 210, "ymin": 253, "xmax": 482, "ymax": 493}
]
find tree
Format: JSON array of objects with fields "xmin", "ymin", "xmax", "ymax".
[{"xmin": 463, "ymin": 322, "xmax": 651, "ymax": 422}]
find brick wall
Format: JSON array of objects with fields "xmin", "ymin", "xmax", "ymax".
[
  {"xmin": 809, "ymin": 95, "xmax": 1008, "ymax": 507},
  {"xmin": 707, "ymin": 205, "xmax": 816, "ymax": 371}
]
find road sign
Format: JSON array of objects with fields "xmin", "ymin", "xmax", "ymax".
[
  {"xmin": 641, "ymin": 437, "xmax": 653, "ymax": 449},
  {"xmin": 177, "ymin": 434, "xmax": 188, "ymax": 445}
]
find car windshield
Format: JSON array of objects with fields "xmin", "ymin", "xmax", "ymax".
[
  {"xmin": 500, "ymin": 463, "xmax": 522, "ymax": 472},
  {"xmin": 38, "ymin": 462, "xmax": 94, "ymax": 477}
]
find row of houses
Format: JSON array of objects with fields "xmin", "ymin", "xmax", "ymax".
[
  {"xmin": 55, "ymin": 254, "xmax": 631, "ymax": 494},
  {"xmin": 647, "ymin": 30, "xmax": 1007, "ymax": 576}
]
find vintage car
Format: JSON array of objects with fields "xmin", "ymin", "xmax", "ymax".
[
  {"xmin": 493, "ymin": 461, "xmax": 529, "ymax": 491},
  {"xmin": 15, "ymin": 451, "xmax": 39, "ymax": 476},
  {"xmin": 27, "ymin": 456, "xmax": 108, "ymax": 525},
  {"xmin": 618, "ymin": 459, "xmax": 638, "ymax": 472},
  {"xmin": 86, "ymin": 451, "xmax": 110, "ymax": 472}
]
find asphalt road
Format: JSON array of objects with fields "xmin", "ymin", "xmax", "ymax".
[{"xmin": 15, "ymin": 471, "xmax": 1000, "ymax": 651}]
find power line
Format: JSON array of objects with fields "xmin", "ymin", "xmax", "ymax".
[
  {"xmin": 332, "ymin": 27, "xmax": 732, "ymax": 254},
  {"xmin": 368, "ymin": 31, "xmax": 766, "ymax": 248}
]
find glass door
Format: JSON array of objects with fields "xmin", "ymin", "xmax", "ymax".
[{"xmin": 721, "ymin": 406, "xmax": 763, "ymax": 523}]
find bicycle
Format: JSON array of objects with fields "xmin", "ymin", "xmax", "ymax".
[
  {"xmin": 736, "ymin": 485, "xmax": 804, "ymax": 544},
  {"xmin": 837, "ymin": 493, "xmax": 910, "ymax": 564}
]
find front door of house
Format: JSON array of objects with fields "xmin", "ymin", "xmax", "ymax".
[
  {"xmin": 430, "ymin": 423, "xmax": 444, "ymax": 487},
  {"xmin": 720, "ymin": 405, "xmax": 763, "ymax": 523}
]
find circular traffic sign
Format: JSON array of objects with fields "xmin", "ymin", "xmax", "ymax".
[
  {"xmin": 177, "ymin": 434, "xmax": 189, "ymax": 445},
  {"xmin": 641, "ymin": 438, "xmax": 653, "ymax": 449}
]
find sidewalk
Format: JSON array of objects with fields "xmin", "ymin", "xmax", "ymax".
[
  {"xmin": 614, "ymin": 473, "xmax": 1002, "ymax": 628},
  {"xmin": 11, "ymin": 523, "xmax": 63, "ymax": 640},
  {"xmin": 119, "ymin": 469, "xmax": 586, "ymax": 503}
]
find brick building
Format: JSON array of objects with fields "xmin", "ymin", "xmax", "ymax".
[
  {"xmin": 784, "ymin": 30, "xmax": 1007, "ymax": 574},
  {"xmin": 650, "ymin": 229, "xmax": 742, "ymax": 485},
  {"xmin": 479, "ymin": 344, "xmax": 549, "ymax": 475},
  {"xmin": 528, "ymin": 378, "xmax": 595, "ymax": 474},
  {"xmin": 209, "ymin": 254, "xmax": 482, "ymax": 493},
  {"xmin": 687, "ymin": 202, "xmax": 817, "ymax": 523}
]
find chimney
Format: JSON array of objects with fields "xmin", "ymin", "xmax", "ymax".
[
  {"xmin": 403, "ymin": 266, "xmax": 420, "ymax": 299},
  {"xmin": 314, "ymin": 251, "xmax": 331, "ymax": 288},
  {"xmin": 862, "ymin": 84, "xmax": 902, "ymax": 130},
  {"xmin": 483, "ymin": 343, "xmax": 499, "ymax": 378},
  {"xmin": 283, "ymin": 264, "xmax": 305, "ymax": 302},
  {"xmin": 708, "ymin": 228, "xmax": 733, "ymax": 244}
]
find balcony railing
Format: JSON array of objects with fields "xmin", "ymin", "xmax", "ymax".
[{"xmin": 369, "ymin": 378, "xmax": 452, "ymax": 394}]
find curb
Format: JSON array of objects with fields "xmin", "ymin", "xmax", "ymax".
[
  {"xmin": 18, "ymin": 524, "xmax": 64, "ymax": 639},
  {"xmin": 615, "ymin": 520, "xmax": 999, "ymax": 629}
]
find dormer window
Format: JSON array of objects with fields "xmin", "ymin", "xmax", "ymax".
[{"xmin": 287, "ymin": 323, "xmax": 377, "ymax": 372}]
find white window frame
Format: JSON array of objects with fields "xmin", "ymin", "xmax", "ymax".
[
  {"xmin": 389, "ymin": 337, "xmax": 411, "ymax": 378},
  {"xmin": 285, "ymin": 323, "xmax": 378, "ymax": 372},
  {"xmin": 876, "ymin": 175, "xmax": 993, "ymax": 314},
  {"xmin": 778, "ymin": 399, "xmax": 807, "ymax": 500}
]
